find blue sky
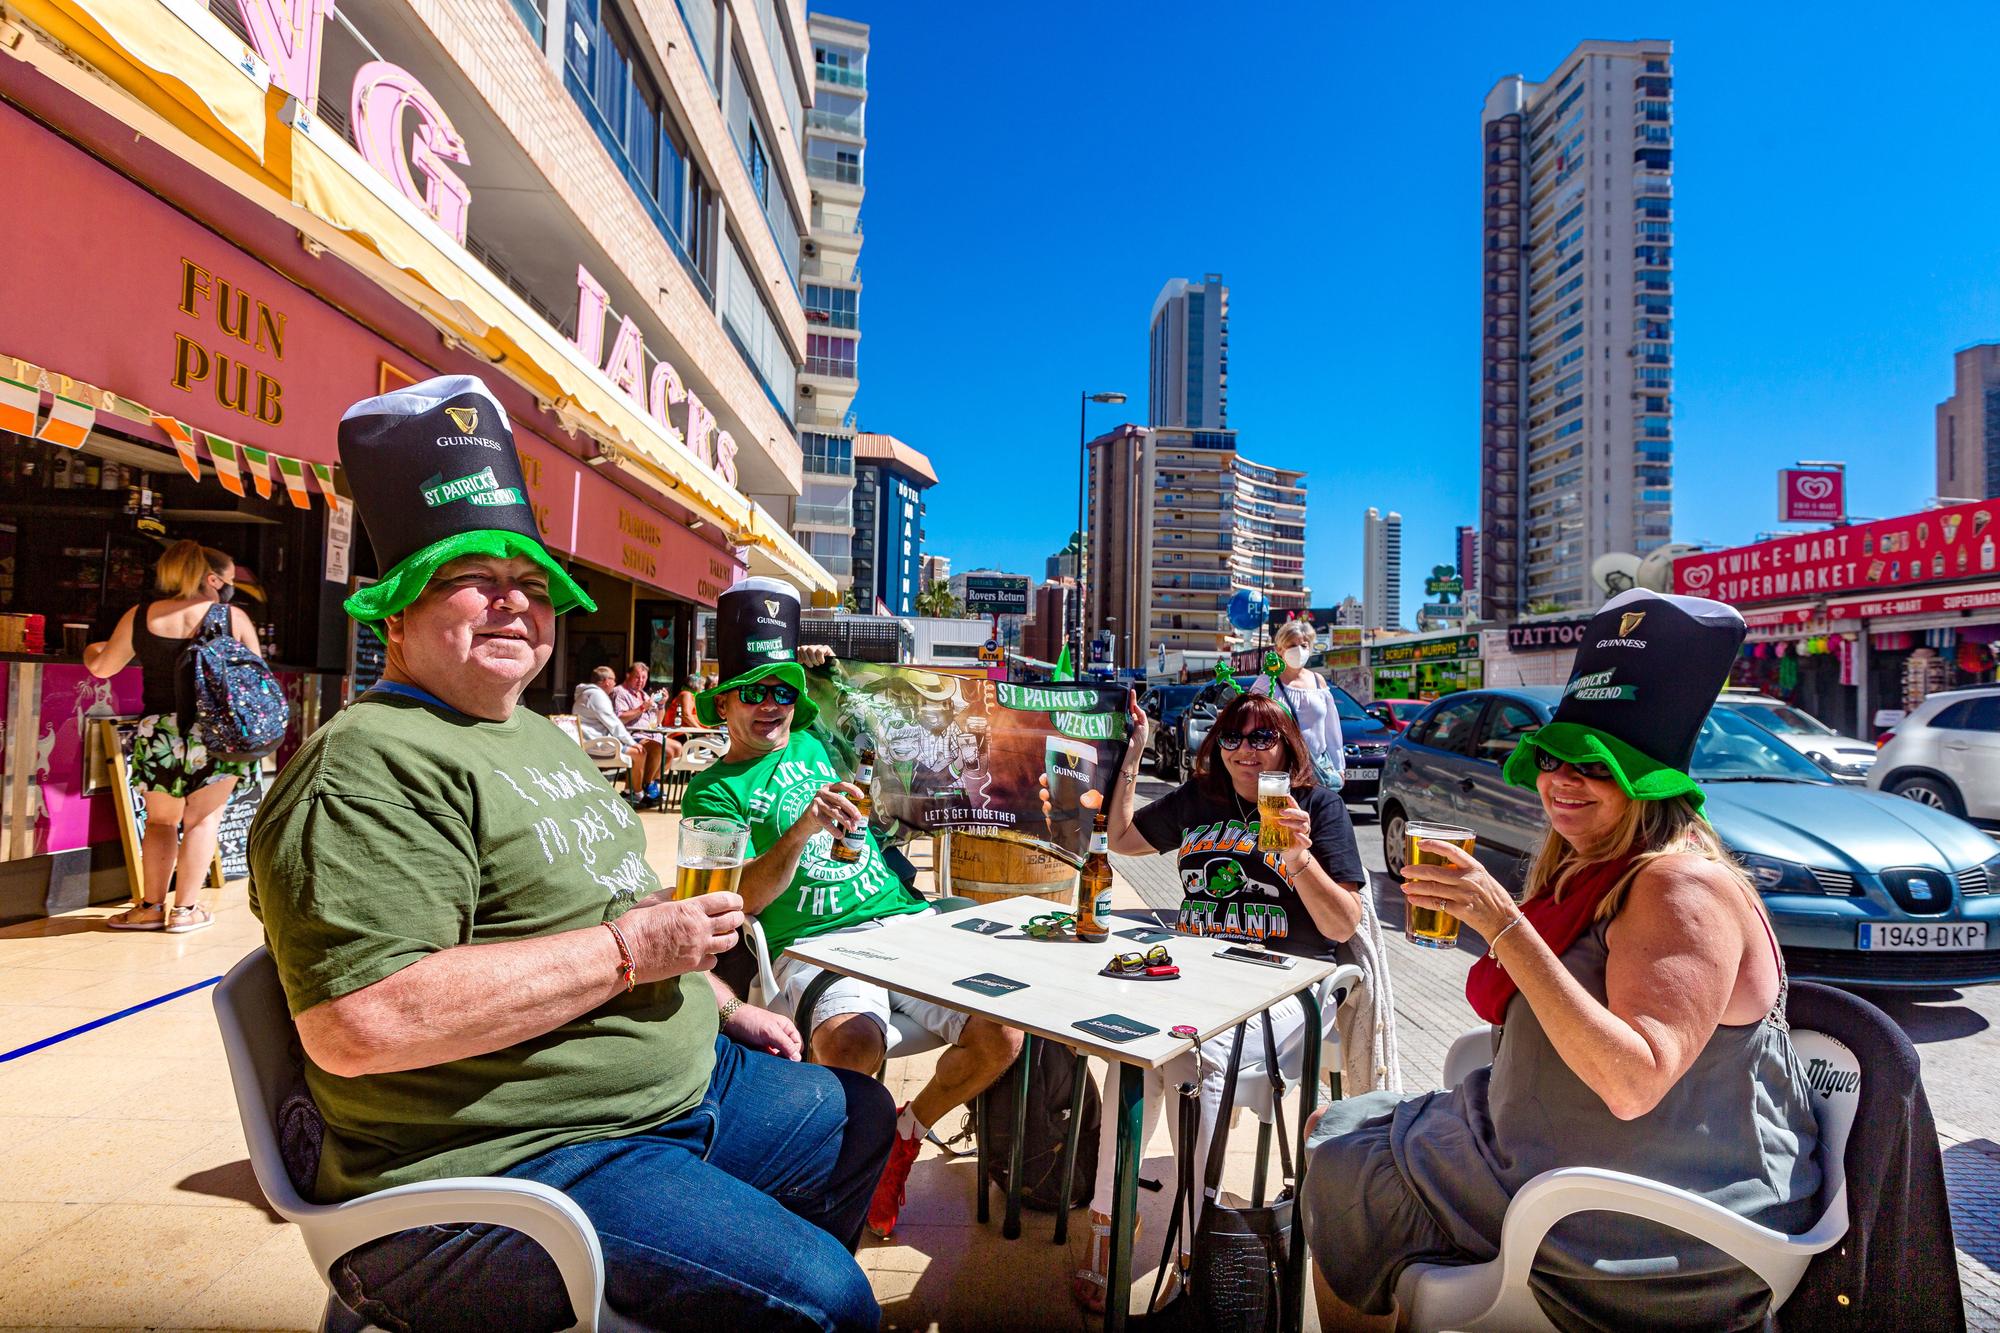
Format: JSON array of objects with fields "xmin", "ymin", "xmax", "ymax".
[{"xmin": 839, "ymin": 1, "xmax": 2000, "ymax": 605}]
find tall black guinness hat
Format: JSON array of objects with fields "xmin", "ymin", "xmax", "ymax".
[
  {"xmin": 696, "ymin": 577, "xmax": 817, "ymax": 727},
  {"xmin": 337, "ymin": 374, "xmax": 593, "ymax": 622},
  {"xmin": 1501, "ymin": 589, "xmax": 1744, "ymax": 811}
]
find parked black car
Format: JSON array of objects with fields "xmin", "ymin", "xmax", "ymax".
[{"xmin": 1156, "ymin": 677, "xmax": 1392, "ymax": 814}]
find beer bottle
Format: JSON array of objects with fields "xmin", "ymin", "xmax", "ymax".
[
  {"xmin": 1077, "ymin": 812, "xmax": 1112, "ymax": 942},
  {"xmin": 831, "ymin": 746, "xmax": 875, "ymax": 863}
]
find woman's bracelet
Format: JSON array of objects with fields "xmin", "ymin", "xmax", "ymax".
[{"xmin": 1487, "ymin": 913, "xmax": 1526, "ymax": 962}]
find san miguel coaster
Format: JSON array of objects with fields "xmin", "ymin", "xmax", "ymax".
[
  {"xmin": 950, "ymin": 918, "xmax": 1011, "ymax": 936},
  {"xmin": 1114, "ymin": 925, "xmax": 1176, "ymax": 944},
  {"xmin": 954, "ymin": 973, "xmax": 1028, "ymax": 997},
  {"xmin": 1072, "ymin": 1013, "xmax": 1160, "ymax": 1044}
]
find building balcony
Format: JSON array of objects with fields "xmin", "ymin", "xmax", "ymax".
[
  {"xmin": 794, "ymin": 501, "xmax": 855, "ymax": 528},
  {"xmin": 806, "ymin": 108, "xmax": 866, "ymax": 138},
  {"xmin": 816, "ymin": 63, "xmax": 867, "ymax": 90},
  {"xmin": 806, "ymin": 159, "xmax": 863, "ymax": 187},
  {"xmin": 803, "ymin": 256, "xmax": 860, "ymax": 284},
  {"xmin": 803, "ymin": 356, "xmax": 858, "ymax": 380},
  {"xmin": 809, "ymin": 553, "xmax": 855, "ymax": 576}
]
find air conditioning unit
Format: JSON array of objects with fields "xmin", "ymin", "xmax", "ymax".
[
  {"xmin": 804, "ymin": 240, "xmax": 819, "ymax": 257},
  {"xmin": 800, "ymin": 384, "xmax": 815, "ymax": 397}
]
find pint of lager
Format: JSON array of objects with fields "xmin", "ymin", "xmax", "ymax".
[
  {"xmin": 1257, "ymin": 771, "xmax": 1291, "ymax": 852},
  {"xmin": 1404, "ymin": 822, "xmax": 1476, "ymax": 948},
  {"xmin": 675, "ymin": 817, "xmax": 749, "ymax": 900}
]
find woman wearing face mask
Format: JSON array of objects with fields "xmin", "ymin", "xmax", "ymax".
[
  {"xmin": 1251, "ymin": 619, "xmax": 1345, "ymax": 786},
  {"xmin": 85, "ymin": 540, "xmax": 262, "ymax": 933}
]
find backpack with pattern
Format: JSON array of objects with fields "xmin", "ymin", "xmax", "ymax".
[{"xmin": 177, "ymin": 603, "xmax": 288, "ymax": 761}]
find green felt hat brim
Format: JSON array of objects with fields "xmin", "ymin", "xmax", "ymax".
[
  {"xmin": 696, "ymin": 661, "xmax": 818, "ymax": 729},
  {"xmin": 1502, "ymin": 721, "xmax": 1705, "ymax": 812},
  {"xmin": 343, "ymin": 531, "xmax": 595, "ymax": 623}
]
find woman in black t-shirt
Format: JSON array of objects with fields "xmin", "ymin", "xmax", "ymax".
[{"xmin": 1074, "ymin": 690, "xmax": 1367, "ymax": 1312}]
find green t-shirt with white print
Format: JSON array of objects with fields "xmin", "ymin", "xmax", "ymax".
[{"xmin": 248, "ymin": 693, "xmax": 717, "ymax": 1201}]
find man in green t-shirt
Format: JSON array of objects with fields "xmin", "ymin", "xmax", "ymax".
[
  {"xmin": 250, "ymin": 377, "xmax": 891, "ymax": 1332},
  {"xmin": 684, "ymin": 578, "xmax": 1023, "ymax": 1242}
]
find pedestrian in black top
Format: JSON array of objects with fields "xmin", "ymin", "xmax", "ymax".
[
  {"xmin": 1072, "ymin": 689, "xmax": 1367, "ymax": 1313},
  {"xmin": 84, "ymin": 539, "xmax": 261, "ymax": 933}
]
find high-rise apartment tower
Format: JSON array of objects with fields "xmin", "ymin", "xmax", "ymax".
[
  {"xmin": 1364, "ymin": 507, "xmax": 1402, "ymax": 632},
  {"xmin": 1480, "ymin": 40, "xmax": 1674, "ymax": 619},
  {"xmin": 1148, "ymin": 274, "xmax": 1230, "ymax": 430},
  {"xmin": 1937, "ymin": 343, "xmax": 2000, "ymax": 501}
]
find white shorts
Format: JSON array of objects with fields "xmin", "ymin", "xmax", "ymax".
[{"xmin": 769, "ymin": 919, "xmax": 971, "ymax": 1051}]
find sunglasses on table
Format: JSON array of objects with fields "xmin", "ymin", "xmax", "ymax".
[
  {"xmin": 736, "ymin": 682, "xmax": 800, "ymax": 707},
  {"xmin": 1532, "ymin": 749, "xmax": 1617, "ymax": 782},
  {"xmin": 1104, "ymin": 944, "xmax": 1174, "ymax": 975},
  {"xmin": 1216, "ymin": 728, "xmax": 1282, "ymax": 752}
]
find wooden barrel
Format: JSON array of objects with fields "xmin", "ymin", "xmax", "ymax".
[{"xmin": 948, "ymin": 833, "xmax": 1077, "ymax": 906}]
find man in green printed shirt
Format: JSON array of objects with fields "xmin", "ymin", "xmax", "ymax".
[
  {"xmin": 249, "ymin": 378, "xmax": 892, "ymax": 1332},
  {"xmin": 684, "ymin": 578, "xmax": 1023, "ymax": 1241}
]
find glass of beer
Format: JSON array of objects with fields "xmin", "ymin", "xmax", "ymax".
[
  {"xmin": 675, "ymin": 817, "xmax": 748, "ymax": 900},
  {"xmin": 1257, "ymin": 771, "xmax": 1291, "ymax": 852},
  {"xmin": 1404, "ymin": 822, "xmax": 1476, "ymax": 949}
]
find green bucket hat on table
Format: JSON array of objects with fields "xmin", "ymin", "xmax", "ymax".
[{"xmin": 1500, "ymin": 589, "xmax": 1746, "ymax": 813}]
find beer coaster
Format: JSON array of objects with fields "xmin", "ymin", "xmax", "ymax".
[
  {"xmin": 1072, "ymin": 1013, "xmax": 1160, "ymax": 1044},
  {"xmin": 954, "ymin": 973, "xmax": 1028, "ymax": 997},
  {"xmin": 1114, "ymin": 926, "xmax": 1176, "ymax": 944},
  {"xmin": 950, "ymin": 917, "xmax": 1012, "ymax": 936}
]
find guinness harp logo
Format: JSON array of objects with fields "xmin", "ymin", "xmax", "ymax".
[
  {"xmin": 1618, "ymin": 611, "xmax": 1647, "ymax": 639},
  {"xmin": 444, "ymin": 405, "xmax": 479, "ymax": 433},
  {"xmin": 765, "ymin": 599, "xmax": 781, "ymax": 617}
]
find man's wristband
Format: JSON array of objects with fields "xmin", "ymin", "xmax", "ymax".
[
  {"xmin": 718, "ymin": 997, "xmax": 745, "ymax": 1026},
  {"xmin": 602, "ymin": 920, "xmax": 636, "ymax": 992}
]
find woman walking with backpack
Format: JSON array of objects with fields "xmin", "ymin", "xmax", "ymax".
[{"xmin": 85, "ymin": 541, "xmax": 261, "ymax": 933}]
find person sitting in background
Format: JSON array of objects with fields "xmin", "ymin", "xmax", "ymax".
[
  {"xmin": 575, "ymin": 665, "xmax": 671, "ymax": 806},
  {"xmin": 86, "ymin": 539, "xmax": 260, "ymax": 934},
  {"xmin": 611, "ymin": 660, "xmax": 679, "ymax": 804},
  {"xmin": 1304, "ymin": 591, "xmax": 1822, "ymax": 1333},
  {"xmin": 1073, "ymin": 686, "xmax": 1378, "ymax": 1313}
]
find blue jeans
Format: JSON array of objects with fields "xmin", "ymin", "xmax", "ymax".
[{"xmin": 331, "ymin": 1036, "xmax": 895, "ymax": 1332}]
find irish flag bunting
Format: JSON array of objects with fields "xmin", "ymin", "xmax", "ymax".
[
  {"xmin": 239, "ymin": 445, "xmax": 273, "ymax": 499},
  {"xmin": 0, "ymin": 377, "xmax": 37, "ymax": 436},
  {"xmin": 274, "ymin": 453, "xmax": 311, "ymax": 509},
  {"xmin": 205, "ymin": 434, "xmax": 247, "ymax": 497},
  {"xmin": 309, "ymin": 462, "xmax": 342, "ymax": 512},
  {"xmin": 36, "ymin": 394, "xmax": 94, "ymax": 449},
  {"xmin": 151, "ymin": 414, "xmax": 204, "ymax": 478}
]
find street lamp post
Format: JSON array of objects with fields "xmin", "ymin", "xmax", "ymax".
[{"xmin": 1076, "ymin": 389, "xmax": 1127, "ymax": 676}]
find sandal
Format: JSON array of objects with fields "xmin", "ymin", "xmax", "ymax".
[
  {"xmin": 1071, "ymin": 1212, "xmax": 1113, "ymax": 1315},
  {"xmin": 164, "ymin": 903, "xmax": 214, "ymax": 934},
  {"xmin": 107, "ymin": 900, "xmax": 166, "ymax": 931}
]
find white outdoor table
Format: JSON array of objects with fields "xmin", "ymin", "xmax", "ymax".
[{"xmin": 783, "ymin": 894, "xmax": 1336, "ymax": 1332}]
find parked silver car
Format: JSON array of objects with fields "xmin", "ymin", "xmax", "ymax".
[
  {"xmin": 1868, "ymin": 687, "xmax": 2000, "ymax": 831},
  {"xmin": 1714, "ymin": 692, "xmax": 1877, "ymax": 784},
  {"xmin": 1380, "ymin": 688, "xmax": 2000, "ymax": 989}
]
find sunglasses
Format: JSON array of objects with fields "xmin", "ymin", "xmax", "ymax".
[
  {"xmin": 1217, "ymin": 728, "xmax": 1282, "ymax": 752},
  {"xmin": 736, "ymin": 682, "xmax": 800, "ymax": 707},
  {"xmin": 1533, "ymin": 749, "xmax": 1617, "ymax": 782},
  {"xmin": 1105, "ymin": 944, "xmax": 1174, "ymax": 975}
]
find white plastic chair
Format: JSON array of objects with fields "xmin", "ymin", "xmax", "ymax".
[
  {"xmin": 549, "ymin": 713, "xmax": 632, "ymax": 785},
  {"xmin": 213, "ymin": 948, "xmax": 630, "ymax": 1333},
  {"xmin": 744, "ymin": 915, "xmax": 949, "ymax": 1064},
  {"xmin": 1393, "ymin": 1024, "xmax": 1860, "ymax": 1332},
  {"xmin": 662, "ymin": 732, "xmax": 729, "ymax": 809}
]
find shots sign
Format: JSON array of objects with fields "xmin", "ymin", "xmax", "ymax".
[{"xmin": 1779, "ymin": 468, "xmax": 1846, "ymax": 524}]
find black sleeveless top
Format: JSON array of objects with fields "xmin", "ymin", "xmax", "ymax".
[{"xmin": 130, "ymin": 601, "xmax": 216, "ymax": 716}]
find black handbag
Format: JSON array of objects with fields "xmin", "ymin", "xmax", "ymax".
[{"xmin": 1136, "ymin": 1011, "xmax": 1298, "ymax": 1332}]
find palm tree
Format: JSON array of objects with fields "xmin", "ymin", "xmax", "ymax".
[{"xmin": 915, "ymin": 580, "xmax": 962, "ymax": 618}]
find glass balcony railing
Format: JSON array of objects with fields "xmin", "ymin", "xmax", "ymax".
[
  {"xmin": 804, "ymin": 356, "xmax": 858, "ymax": 379},
  {"xmin": 794, "ymin": 502, "xmax": 854, "ymax": 527},
  {"xmin": 816, "ymin": 63, "xmax": 866, "ymax": 89},
  {"xmin": 807, "ymin": 159, "xmax": 863, "ymax": 186},
  {"xmin": 807, "ymin": 108, "xmax": 865, "ymax": 136},
  {"xmin": 808, "ymin": 553, "xmax": 855, "ymax": 575},
  {"xmin": 802, "ymin": 257, "xmax": 859, "ymax": 283}
]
